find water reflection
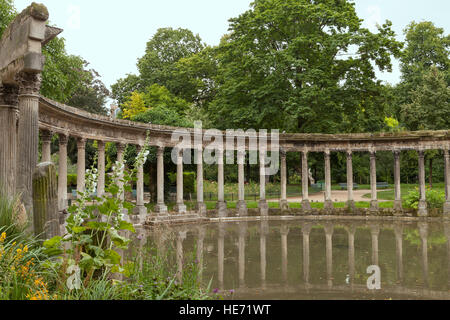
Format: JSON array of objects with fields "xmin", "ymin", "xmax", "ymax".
[{"xmin": 136, "ymin": 219, "xmax": 450, "ymax": 300}]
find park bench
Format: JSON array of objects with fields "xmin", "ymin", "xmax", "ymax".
[
  {"xmin": 376, "ymin": 182, "xmax": 389, "ymax": 189},
  {"xmin": 338, "ymin": 183, "xmax": 359, "ymax": 190}
]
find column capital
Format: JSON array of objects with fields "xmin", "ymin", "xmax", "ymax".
[
  {"xmin": 444, "ymin": 149, "xmax": 450, "ymax": 159},
  {"xmin": 369, "ymin": 150, "xmax": 377, "ymax": 157},
  {"xmin": 324, "ymin": 149, "xmax": 331, "ymax": 157},
  {"xmin": 97, "ymin": 140, "xmax": 105, "ymax": 150},
  {"xmin": 157, "ymin": 145, "xmax": 165, "ymax": 156},
  {"xmin": 117, "ymin": 142, "xmax": 126, "ymax": 153},
  {"xmin": 41, "ymin": 129, "xmax": 53, "ymax": 142},
  {"xmin": 418, "ymin": 150, "xmax": 425, "ymax": 158},
  {"xmin": 16, "ymin": 72, "xmax": 42, "ymax": 97},
  {"xmin": 302, "ymin": 223, "xmax": 313, "ymax": 235},
  {"xmin": 76, "ymin": 137, "xmax": 87, "ymax": 149},
  {"xmin": 59, "ymin": 133, "xmax": 69, "ymax": 146},
  {"xmin": 346, "ymin": 149, "xmax": 353, "ymax": 157},
  {"xmin": 393, "ymin": 150, "xmax": 401, "ymax": 157}
]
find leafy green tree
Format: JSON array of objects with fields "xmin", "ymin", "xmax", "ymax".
[
  {"xmin": 111, "ymin": 74, "xmax": 143, "ymax": 106},
  {"xmin": 208, "ymin": 0, "xmax": 402, "ymax": 132},
  {"xmin": 0, "ymin": 0, "xmax": 16, "ymax": 37},
  {"xmin": 137, "ymin": 28, "xmax": 205, "ymax": 98}
]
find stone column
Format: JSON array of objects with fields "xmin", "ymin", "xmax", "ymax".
[
  {"xmin": 238, "ymin": 222, "xmax": 247, "ymax": 288},
  {"xmin": 418, "ymin": 151, "xmax": 428, "ymax": 217},
  {"xmin": 97, "ymin": 141, "xmax": 105, "ymax": 197},
  {"xmin": 280, "ymin": 150, "xmax": 289, "ymax": 210},
  {"xmin": 16, "ymin": 73, "xmax": 41, "ymax": 219},
  {"xmin": 218, "ymin": 223, "xmax": 225, "ymax": 291},
  {"xmin": 41, "ymin": 130, "xmax": 53, "ymax": 163},
  {"xmin": 346, "ymin": 151, "xmax": 355, "ymax": 211},
  {"xmin": 195, "ymin": 147, "xmax": 206, "ymax": 215},
  {"xmin": 394, "ymin": 150, "xmax": 402, "ymax": 212},
  {"xmin": 216, "ymin": 148, "xmax": 227, "ymax": 216},
  {"xmin": 116, "ymin": 143, "xmax": 126, "ymax": 201},
  {"xmin": 136, "ymin": 145, "xmax": 146, "ymax": 217},
  {"xmin": 370, "ymin": 224, "xmax": 380, "ymax": 266},
  {"xmin": 444, "ymin": 150, "xmax": 450, "ymax": 216},
  {"xmin": 258, "ymin": 150, "xmax": 269, "ymax": 214},
  {"xmin": 418, "ymin": 222, "xmax": 429, "ymax": 287},
  {"xmin": 324, "ymin": 151, "xmax": 333, "ymax": 210},
  {"xmin": 76, "ymin": 138, "xmax": 86, "ymax": 194},
  {"xmin": 301, "ymin": 151, "xmax": 312, "ymax": 211},
  {"xmin": 324, "ymin": 223, "xmax": 334, "ymax": 288},
  {"xmin": 302, "ymin": 223, "xmax": 312, "ymax": 284},
  {"xmin": 154, "ymin": 146, "xmax": 168, "ymax": 214},
  {"xmin": 0, "ymin": 85, "xmax": 19, "ymax": 199},
  {"xmin": 260, "ymin": 221, "xmax": 269, "ymax": 289},
  {"xmin": 174, "ymin": 148, "xmax": 187, "ymax": 214},
  {"xmin": 58, "ymin": 134, "xmax": 68, "ymax": 211},
  {"xmin": 237, "ymin": 149, "xmax": 248, "ymax": 215},
  {"xmin": 369, "ymin": 151, "xmax": 379, "ymax": 211},
  {"xmin": 394, "ymin": 223, "xmax": 403, "ymax": 284},
  {"xmin": 280, "ymin": 224, "xmax": 289, "ymax": 283},
  {"xmin": 346, "ymin": 225, "xmax": 356, "ymax": 285}
]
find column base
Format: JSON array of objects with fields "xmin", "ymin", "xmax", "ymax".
[
  {"xmin": 324, "ymin": 200, "xmax": 334, "ymax": 210},
  {"xmin": 216, "ymin": 201, "xmax": 227, "ymax": 217},
  {"xmin": 174, "ymin": 203, "xmax": 187, "ymax": 214},
  {"xmin": 418, "ymin": 200, "xmax": 428, "ymax": 217},
  {"xmin": 258, "ymin": 200, "xmax": 269, "ymax": 216},
  {"xmin": 131, "ymin": 205, "xmax": 148, "ymax": 225},
  {"xmin": 346, "ymin": 200, "xmax": 356, "ymax": 213},
  {"xmin": 195, "ymin": 202, "xmax": 207, "ymax": 216},
  {"xmin": 301, "ymin": 200, "xmax": 312, "ymax": 212},
  {"xmin": 444, "ymin": 201, "xmax": 450, "ymax": 217},
  {"xmin": 279, "ymin": 199, "xmax": 289, "ymax": 211},
  {"xmin": 370, "ymin": 200, "xmax": 379, "ymax": 212},
  {"xmin": 394, "ymin": 200, "xmax": 403, "ymax": 213},
  {"xmin": 236, "ymin": 200, "xmax": 248, "ymax": 217},
  {"xmin": 154, "ymin": 203, "xmax": 168, "ymax": 215}
]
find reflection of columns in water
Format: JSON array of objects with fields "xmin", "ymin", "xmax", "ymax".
[
  {"xmin": 218, "ymin": 223, "xmax": 226, "ymax": 291},
  {"xmin": 394, "ymin": 223, "xmax": 404, "ymax": 284},
  {"xmin": 176, "ymin": 230, "xmax": 187, "ymax": 283},
  {"xmin": 418, "ymin": 222, "xmax": 429, "ymax": 287},
  {"xmin": 324, "ymin": 223, "xmax": 334, "ymax": 288},
  {"xmin": 238, "ymin": 222, "xmax": 247, "ymax": 288},
  {"xmin": 280, "ymin": 224, "xmax": 289, "ymax": 283},
  {"xmin": 260, "ymin": 221, "xmax": 269, "ymax": 289},
  {"xmin": 345, "ymin": 225, "xmax": 356, "ymax": 286},
  {"xmin": 196, "ymin": 226, "xmax": 206, "ymax": 283},
  {"xmin": 370, "ymin": 224, "xmax": 380, "ymax": 266},
  {"xmin": 302, "ymin": 223, "xmax": 312, "ymax": 284}
]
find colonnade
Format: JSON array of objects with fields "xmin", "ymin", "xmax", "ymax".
[{"xmin": 39, "ymin": 128, "xmax": 450, "ymax": 218}]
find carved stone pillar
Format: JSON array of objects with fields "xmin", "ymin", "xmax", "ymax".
[
  {"xmin": 444, "ymin": 150, "xmax": 450, "ymax": 216},
  {"xmin": 324, "ymin": 151, "xmax": 333, "ymax": 210},
  {"xmin": 76, "ymin": 138, "xmax": 86, "ymax": 194},
  {"xmin": 346, "ymin": 151, "xmax": 355, "ymax": 211},
  {"xmin": 216, "ymin": 148, "xmax": 227, "ymax": 216},
  {"xmin": 154, "ymin": 146, "xmax": 167, "ymax": 214},
  {"xmin": 116, "ymin": 143, "xmax": 126, "ymax": 201},
  {"xmin": 418, "ymin": 151, "xmax": 428, "ymax": 217},
  {"xmin": 16, "ymin": 73, "xmax": 41, "ymax": 219},
  {"xmin": 393, "ymin": 150, "xmax": 402, "ymax": 212},
  {"xmin": 174, "ymin": 148, "xmax": 187, "ymax": 214},
  {"xmin": 279, "ymin": 150, "xmax": 289, "ymax": 210},
  {"xmin": 97, "ymin": 141, "xmax": 105, "ymax": 197},
  {"xmin": 258, "ymin": 150, "xmax": 269, "ymax": 215},
  {"xmin": 57, "ymin": 134, "xmax": 68, "ymax": 211},
  {"xmin": 369, "ymin": 151, "xmax": 378, "ymax": 211},
  {"xmin": 301, "ymin": 151, "xmax": 312, "ymax": 212},
  {"xmin": 237, "ymin": 149, "xmax": 247, "ymax": 216},
  {"xmin": 195, "ymin": 147, "xmax": 206, "ymax": 215},
  {"xmin": 41, "ymin": 130, "xmax": 53, "ymax": 163},
  {"xmin": 0, "ymin": 85, "xmax": 19, "ymax": 199}
]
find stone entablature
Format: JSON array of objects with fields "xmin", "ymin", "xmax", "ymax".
[{"xmin": 39, "ymin": 96, "xmax": 450, "ymax": 152}]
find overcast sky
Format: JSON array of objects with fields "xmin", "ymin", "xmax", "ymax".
[{"xmin": 13, "ymin": 0, "xmax": 450, "ymax": 96}]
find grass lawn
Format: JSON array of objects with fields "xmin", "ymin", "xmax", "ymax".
[{"xmin": 362, "ymin": 183, "xmax": 445, "ymax": 200}]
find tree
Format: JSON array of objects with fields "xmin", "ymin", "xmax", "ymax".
[
  {"xmin": 137, "ymin": 27, "xmax": 205, "ymax": 98},
  {"xmin": 111, "ymin": 74, "xmax": 143, "ymax": 106},
  {"xmin": 0, "ymin": 0, "xmax": 16, "ymax": 37},
  {"xmin": 208, "ymin": 0, "xmax": 402, "ymax": 132}
]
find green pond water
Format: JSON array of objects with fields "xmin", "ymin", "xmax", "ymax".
[{"xmin": 136, "ymin": 219, "xmax": 450, "ymax": 300}]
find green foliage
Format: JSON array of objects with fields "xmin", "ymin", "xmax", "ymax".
[
  {"xmin": 132, "ymin": 104, "xmax": 193, "ymax": 127},
  {"xmin": 404, "ymin": 187, "xmax": 445, "ymax": 209},
  {"xmin": 168, "ymin": 172, "xmax": 196, "ymax": 195},
  {"xmin": 0, "ymin": 0, "xmax": 16, "ymax": 38},
  {"xmin": 209, "ymin": 0, "xmax": 402, "ymax": 132},
  {"xmin": 0, "ymin": 192, "xmax": 27, "ymax": 238}
]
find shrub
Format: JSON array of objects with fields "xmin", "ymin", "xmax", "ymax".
[
  {"xmin": 404, "ymin": 187, "xmax": 445, "ymax": 209},
  {"xmin": 168, "ymin": 172, "xmax": 196, "ymax": 195}
]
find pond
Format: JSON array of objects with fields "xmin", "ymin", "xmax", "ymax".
[{"xmin": 134, "ymin": 218, "xmax": 450, "ymax": 300}]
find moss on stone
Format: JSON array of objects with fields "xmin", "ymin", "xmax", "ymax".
[{"xmin": 27, "ymin": 2, "xmax": 49, "ymax": 20}]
